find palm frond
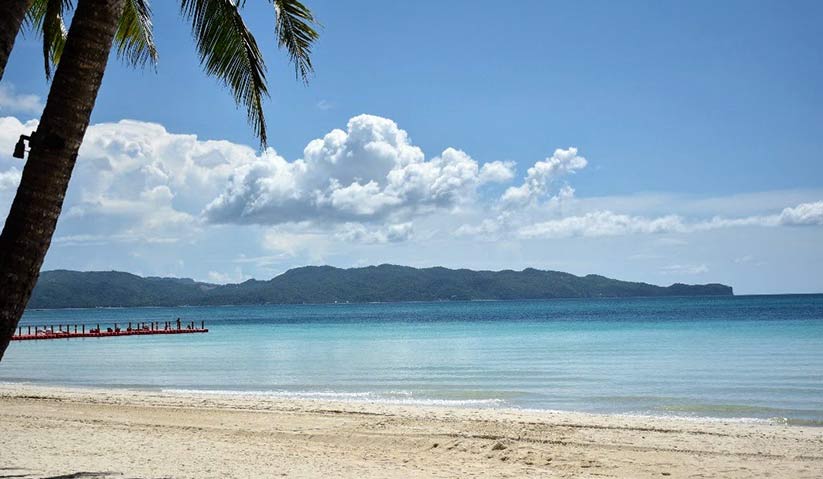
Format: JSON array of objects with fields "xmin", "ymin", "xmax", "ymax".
[
  {"xmin": 181, "ymin": 0, "xmax": 269, "ymax": 146},
  {"xmin": 115, "ymin": 0, "xmax": 159, "ymax": 69},
  {"xmin": 27, "ymin": 0, "xmax": 73, "ymax": 79},
  {"xmin": 272, "ymin": 0, "xmax": 319, "ymax": 82}
]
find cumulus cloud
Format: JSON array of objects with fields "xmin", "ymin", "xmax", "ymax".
[
  {"xmin": 73, "ymin": 119, "xmax": 259, "ymax": 214},
  {"xmin": 500, "ymin": 147, "xmax": 587, "ymax": 209},
  {"xmin": 0, "ymin": 114, "xmax": 522, "ymax": 246},
  {"xmin": 456, "ymin": 161, "xmax": 582, "ymax": 239},
  {"xmin": 335, "ymin": 222, "xmax": 413, "ymax": 244},
  {"xmin": 204, "ymin": 115, "xmax": 511, "ymax": 225},
  {"xmin": 479, "ymin": 160, "xmax": 516, "ymax": 183},
  {"xmin": 0, "ymin": 116, "xmax": 263, "ymax": 244},
  {"xmin": 778, "ymin": 201, "xmax": 823, "ymax": 225},
  {"xmin": 51, "ymin": 119, "xmax": 268, "ymax": 244},
  {"xmin": 0, "ymin": 84, "xmax": 44, "ymax": 115}
]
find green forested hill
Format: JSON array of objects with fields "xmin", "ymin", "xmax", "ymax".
[{"xmin": 27, "ymin": 265, "xmax": 733, "ymax": 309}]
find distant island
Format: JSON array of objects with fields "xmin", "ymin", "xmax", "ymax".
[{"xmin": 26, "ymin": 265, "xmax": 733, "ymax": 309}]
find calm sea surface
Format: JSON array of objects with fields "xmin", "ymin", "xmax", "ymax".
[{"xmin": 2, "ymin": 295, "xmax": 822, "ymax": 424}]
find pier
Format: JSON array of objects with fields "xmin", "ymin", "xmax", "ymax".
[{"xmin": 11, "ymin": 320, "xmax": 208, "ymax": 341}]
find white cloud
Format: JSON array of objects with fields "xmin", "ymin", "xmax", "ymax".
[
  {"xmin": 661, "ymin": 264, "xmax": 709, "ymax": 275},
  {"xmin": 74, "ymin": 119, "xmax": 259, "ymax": 211},
  {"xmin": 261, "ymin": 227, "xmax": 331, "ymax": 260},
  {"xmin": 513, "ymin": 201, "xmax": 823, "ymax": 240},
  {"xmin": 0, "ymin": 117, "xmax": 38, "ymax": 175},
  {"xmin": 519, "ymin": 211, "xmax": 687, "ymax": 239},
  {"xmin": 456, "ymin": 167, "xmax": 581, "ymax": 240},
  {"xmin": 455, "ymin": 217, "xmax": 504, "ymax": 237},
  {"xmin": 0, "ymin": 116, "xmax": 269, "ymax": 245},
  {"xmin": 54, "ymin": 119, "xmax": 268, "ymax": 243},
  {"xmin": 0, "ymin": 84, "xmax": 44, "ymax": 115},
  {"xmin": 1, "ymin": 115, "xmax": 519, "ymax": 247},
  {"xmin": 479, "ymin": 160, "xmax": 516, "ymax": 183},
  {"xmin": 0, "ymin": 167, "xmax": 21, "ymax": 191},
  {"xmin": 500, "ymin": 147, "xmax": 587, "ymax": 209},
  {"xmin": 206, "ymin": 268, "xmax": 249, "ymax": 284},
  {"xmin": 204, "ymin": 115, "xmax": 511, "ymax": 225},
  {"xmin": 336, "ymin": 222, "xmax": 413, "ymax": 244},
  {"xmin": 778, "ymin": 201, "xmax": 823, "ymax": 225},
  {"xmin": 0, "ymin": 117, "xmax": 38, "ymax": 217}
]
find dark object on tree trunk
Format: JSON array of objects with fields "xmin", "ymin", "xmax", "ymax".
[
  {"xmin": 0, "ymin": 0, "xmax": 127, "ymax": 360},
  {"xmin": 0, "ymin": 0, "xmax": 29, "ymax": 81},
  {"xmin": 12, "ymin": 133, "xmax": 33, "ymax": 159}
]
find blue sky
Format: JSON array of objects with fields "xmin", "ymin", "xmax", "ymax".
[{"xmin": 1, "ymin": 0, "xmax": 822, "ymax": 294}]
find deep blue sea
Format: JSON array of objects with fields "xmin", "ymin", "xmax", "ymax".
[{"xmin": 2, "ymin": 295, "xmax": 822, "ymax": 424}]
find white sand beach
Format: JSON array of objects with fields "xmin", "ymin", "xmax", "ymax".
[{"xmin": 1, "ymin": 383, "xmax": 821, "ymax": 478}]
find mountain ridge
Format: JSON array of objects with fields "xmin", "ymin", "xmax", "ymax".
[{"xmin": 26, "ymin": 264, "xmax": 733, "ymax": 309}]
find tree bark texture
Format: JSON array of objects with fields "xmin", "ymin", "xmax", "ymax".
[{"xmin": 0, "ymin": 0, "xmax": 30, "ymax": 80}]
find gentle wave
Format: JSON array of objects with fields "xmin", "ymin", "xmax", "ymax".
[
  {"xmin": 508, "ymin": 406, "xmax": 776, "ymax": 424},
  {"xmin": 162, "ymin": 389, "xmax": 783, "ymax": 423},
  {"xmin": 773, "ymin": 417, "xmax": 823, "ymax": 427},
  {"xmin": 161, "ymin": 388, "xmax": 506, "ymax": 407}
]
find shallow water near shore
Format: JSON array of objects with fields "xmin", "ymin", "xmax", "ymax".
[{"xmin": 2, "ymin": 295, "xmax": 822, "ymax": 424}]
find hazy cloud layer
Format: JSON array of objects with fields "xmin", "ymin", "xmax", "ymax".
[
  {"xmin": 0, "ymin": 167, "xmax": 21, "ymax": 191},
  {"xmin": 336, "ymin": 222, "xmax": 414, "ymax": 244},
  {"xmin": 514, "ymin": 201, "xmax": 823, "ymax": 239},
  {"xmin": 0, "ymin": 84, "xmax": 44, "ymax": 115}
]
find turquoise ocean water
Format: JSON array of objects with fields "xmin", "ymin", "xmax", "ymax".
[{"xmin": 2, "ymin": 295, "xmax": 822, "ymax": 424}]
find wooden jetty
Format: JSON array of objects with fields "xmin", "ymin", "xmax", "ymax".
[{"xmin": 11, "ymin": 320, "xmax": 208, "ymax": 341}]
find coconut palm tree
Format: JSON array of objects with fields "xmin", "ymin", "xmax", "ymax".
[
  {"xmin": 0, "ymin": 0, "xmax": 30, "ymax": 80},
  {"xmin": 0, "ymin": 0, "xmax": 319, "ymax": 360},
  {"xmin": 0, "ymin": 0, "xmax": 155, "ymax": 81}
]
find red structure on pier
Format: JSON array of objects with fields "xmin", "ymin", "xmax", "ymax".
[{"xmin": 11, "ymin": 321, "xmax": 208, "ymax": 341}]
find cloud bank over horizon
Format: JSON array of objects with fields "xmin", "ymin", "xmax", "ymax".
[{"xmin": 1, "ymin": 114, "xmax": 822, "ymax": 293}]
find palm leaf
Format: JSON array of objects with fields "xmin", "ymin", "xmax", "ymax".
[
  {"xmin": 115, "ymin": 0, "xmax": 159, "ymax": 68},
  {"xmin": 181, "ymin": 0, "xmax": 269, "ymax": 145},
  {"xmin": 272, "ymin": 0, "xmax": 319, "ymax": 82},
  {"xmin": 27, "ymin": 0, "xmax": 72, "ymax": 79}
]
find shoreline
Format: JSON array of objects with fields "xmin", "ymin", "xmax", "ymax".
[
  {"xmin": 2, "ymin": 383, "xmax": 822, "ymax": 478},
  {"xmin": 1, "ymin": 380, "xmax": 804, "ymax": 426},
  {"xmin": 0, "ymin": 380, "xmax": 823, "ymax": 430}
]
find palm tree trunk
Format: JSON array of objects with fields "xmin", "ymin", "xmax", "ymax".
[
  {"xmin": 0, "ymin": 0, "xmax": 126, "ymax": 360},
  {"xmin": 0, "ymin": 0, "xmax": 30, "ymax": 80}
]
